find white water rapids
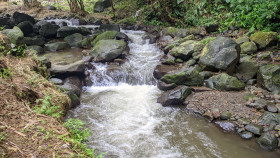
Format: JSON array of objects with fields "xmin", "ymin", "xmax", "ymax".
[{"xmin": 64, "ymin": 27, "xmax": 279, "ymax": 158}]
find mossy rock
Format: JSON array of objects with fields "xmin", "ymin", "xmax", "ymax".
[
  {"xmin": 92, "ymin": 31, "xmax": 118, "ymax": 46},
  {"xmin": 235, "ymin": 36, "xmax": 249, "ymax": 45},
  {"xmin": 206, "ymin": 73, "xmax": 245, "ymax": 91},
  {"xmin": 199, "ymin": 37, "xmax": 240, "ymax": 74},
  {"xmin": 160, "ymin": 66, "xmax": 204, "ymax": 86},
  {"xmin": 257, "ymin": 64, "xmax": 280, "ymax": 93},
  {"xmin": 240, "ymin": 42, "xmax": 257, "ymax": 54},
  {"xmin": 2, "ymin": 26, "xmax": 24, "ymax": 44},
  {"xmin": 172, "ymin": 40, "xmax": 204, "ymax": 61},
  {"xmin": 90, "ymin": 39, "xmax": 126, "ymax": 62},
  {"xmin": 201, "ymin": 37, "xmax": 216, "ymax": 45},
  {"xmin": 77, "ymin": 37, "xmax": 91, "ymax": 49},
  {"xmin": 236, "ymin": 56, "xmax": 259, "ymax": 82},
  {"xmin": 162, "ymin": 27, "xmax": 190, "ymax": 38},
  {"xmin": 164, "ymin": 35, "xmax": 195, "ymax": 51},
  {"xmin": 250, "ymin": 32, "xmax": 278, "ymax": 50},
  {"xmin": 64, "ymin": 33, "xmax": 83, "ymax": 47}
]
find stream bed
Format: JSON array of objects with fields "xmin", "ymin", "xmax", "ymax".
[{"xmin": 66, "ymin": 29, "xmax": 280, "ymax": 158}]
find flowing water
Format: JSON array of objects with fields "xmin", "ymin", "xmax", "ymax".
[{"xmin": 65, "ymin": 28, "xmax": 280, "ymax": 157}]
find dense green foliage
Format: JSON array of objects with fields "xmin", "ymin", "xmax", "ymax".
[{"xmin": 114, "ymin": 0, "xmax": 280, "ymax": 31}]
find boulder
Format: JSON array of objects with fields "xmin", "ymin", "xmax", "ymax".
[
  {"xmin": 240, "ymin": 131, "xmax": 254, "ymax": 140},
  {"xmin": 90, "ymin": 40, "xmax": 126, "ymax": 62},
  {"xmin": 45, "ymin": 42, "xmax": 70, "ymax": 52},
  {"xmin": 49, "ymin": 78, "xmax": 63, "ymax": 85},
  {"xmin": 39, "ymin": 23, "xmax": 59, "ymax": 38},
  {"xmin": 57, "ymin": 26, "xmax": 91, "ymax": 38},
  {"xmin": 215, "ymin": 121, "xmax": 235, "ymax": 132},
  {"xmin": 70, "ymin": 18, "xmax": 87, "ymax": 26},
  {"xmin": 23, "ymin": 36, "xmax": 45, "ymax": 46},
  {"xmin": 116, "ymin": 32, "xmax": 129, "ymax": 42},
  {"xmin": 99, "ymin": 24, "xmax": 120, "ymax": 32},
  {"xmin": 257, "ymin": 64, "xmax": 280, "ymax": 92},
  {"xmin": 250, "ymin": 32, "xmax": 278, "ymax": 50},
  {"xmin": 258, "ymin": 112, "xmax": 280, "ymax": 126},
  {"xmin": 257, "ymin": 132, "xmax": 279, "ymax": 151},
  {"xmin": 160, "ymin": 66, "xmax": 204, "ymax": 86},
  {"xmin": 240, "ymin": 42, "xmax": 257, "ymax": 54},
  {"xmin": 77, "ymin": 37, "xmax": 91, "ymax": 49},
  {"xmin": 220, "ymin": 112, "xmax": 232, "ymax": 120},
  {"xmin": 157, "ymin": 80, "xmax": 177, "ymax": 91},
  {"xmin": 153, "ymin": 64, "xmax": 178, "ymax": 80},
  {"xmin": 64, "ymin": 33, "xmax": 83, "ymax": 47},
  {"xmin": 235, "ymin": 36, "xmax": 249, "ymax": 45},
  {"xmin": 164, "ymin": 34, "xmax": 195, "ymax": 52},
  {"xmin": 157, "ymin": 86, "xmax": 192, "ymax": 106},
  {"xmin": 92, "ymin": 31, "xmax": 118, "ymax": 46},
  {"xmin": 50, "ymin": 60, "xmax": 85, "ymax": 76},
  {"xmin": 236, "ymin": 56, "xmax": 258, "ymax": 82},
  {"xmin": 17, "ymin": 21, "xmax": 33, "ymax": 36},
  {"xmin": 94, "ymin": 0, "xmax": 111, "ymax": 12},
  {"xmin": 171, "ymin": 40, "xmax": 204, "ymax": 61},
  {"xmin": 245, "ymin": 124, "xmax": 263, "ymax": 136},
  {"xmin": 27, "ymin": 45, "xmax": 44, "ymax": 54},
  {"xmin": 11, "ymin": 11, "xmax": 35, "ymax": 25},
  {"xmin": 61, "ymin": 76, "xmax": 82, "ymax": 108},
  {"xmin": 205, "ymin": 73, "xmax": 245, "ymax": 91},
  {"xmin": 199, "ymin": 37, "xmax": 240, "ymax": 74},
  {"xmin": 162, "ymin": 27, "xmax": 190, "ymax": 38},
  {"xmin": 2, "ymin": 26, "xmax": 24, "ymax": 44}
]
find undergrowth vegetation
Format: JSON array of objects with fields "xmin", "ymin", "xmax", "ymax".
[{"xmin": 113, "ymin": 0, "xmax": 280, "ymax": 31}]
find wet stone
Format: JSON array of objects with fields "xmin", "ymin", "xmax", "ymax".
[
  {"xmin": 245, "ymin": 123, "xmax": 263, "ymax": 136},
  {"xmin": 240, "ymin": 131, "xmax": 254, "ymax": 140},
  {"xmin": 220, "ymin": 112, "xmax": 232, "ymax": 120},
  {"xmin": 49, "ymin": 78, "xmax": 63, "ymax": 85},
  {"xmin": 257, "ymin": 132, "xmax": 279, "ymax": 151},
  {"xmin": 215, "ymin": 121, "xmax": 235, "ymax": 132}
]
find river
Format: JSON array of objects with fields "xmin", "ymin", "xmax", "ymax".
[{"xmin": 65, "ymin": 28, "xmax": 279, "ymax": 158}]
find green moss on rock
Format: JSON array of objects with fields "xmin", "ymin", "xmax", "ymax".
[
  {"xmin": 250, "ymin": 32, "xmax": 278, "ymax": 50},
  {"xmin": 92, "ymin": 31, "xmax": 118, "ymax": 46}
]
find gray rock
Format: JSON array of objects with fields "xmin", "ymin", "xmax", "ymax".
[
  {"xmin": 220, "ymin": 112, "xmax": 232, "ymax": 120},
  {"xmin": 157, "ymin": 80, "xmax": 177, "ymax": 91},
  {"xmin": 45, "ymin": 42, "xmax": 70, "ymax": 52},
  {"xmin": 90, "ymin": 40, "xmax": 126, "ymax": 62},
  {"xmin": 236, "ymin": 56, "xmax": 258, "ymax": 82},
  {"xmin": 99, "ymin": 24, "xmax": 120, "ymax": 32},
  {"xmin": 257, "ymin": 64, "xmax": 280, "ymax": 93},
  {"xmin": 27, "ymin": 45, "xmax": 44, "ymax": 54},
  {"xmin": 11, "ymin": 11, "xmax": 35, "ymax": 25},
  {"xmin": 61, "ymin": 76, "xmax": 82, "ymax": 108},
  {"xmin": 171, "ymin": 40, "xmax": 204, "ymax": 61},
  {"xmin": 94, "ymin": 0, "xmax": 111, "ymax": 12},
  {"xmin": 157, "ymin": 86, "xmax": 192, "ymax": 106},
  {"xmin": 164, "ymin": 35, "xmax": 195, "ymax": 52},
  {"xmin": 205, "ymin": 73, "xmax": 245, "ymax": 91},
  {"xmin": 50, "ymin": 60, "xmax": 85, "ymax": 76},
  {"xmin": 2, "ymin": 26, "xmax": 24, "ymax": 44},
  {"xmin": 39, "ymin": 23, "xmax": 59, "ymax": 38},
  {"xmin": 153, "ymin": 64, "xmax": 178, "ymax": 80},
  {"xmin": 250, "ymin": 32, "xmax": 278, "ymax": 50},
  {"xmin": 258, "ymin": 112, "xmax": 280, "ymax": 126},
  {"xmin": 245, "ymin": 124, "xmax": 263, "ymax": 135},
  {"xmin": 236, "ymin": 36, "xmax": 250, "ymax": 45},
  {"xmin": 64, "ymin": 33, "xmax": 83, "ymax": 47},
  {"xmin": 17, "ymin": 21, "xmax": 33, "ymax": 36},
  {"xmin": 240, "ymin": 42, "xmax": 257, "ymax": 54},
  {"xmin": 23, "ymin": 36, "xmax": 45, "ymax": 46},
  {"xmin": 199, "ymin": 71, "xmax": 213, "ymax": 79},
  {"xmin": 49, "ymin": 78, "xmax": 63, "ymax": 85},
  {"xmin": 162, "ymin": 27, "xmax": 190, "ymax": 38},
  {"xmin": 160, "ymin": 65, "xmax": 204, "ymax": 86},
  {"xmin": 57, "ymin": 26, "xmax": 91, "ymax": 38},
  {"xmin": 254, "ymin": 99, "xmax": 268, "ymax": 110},
  {"xmin": 215, "ymin": 121, "xmax": 235, "ymax": 132},
  {"xmin": 199, "ymin": 37, "xmax": 240, "ymax": 74},
  {"xmin": 240, "ymin": 131, "xmax": 254, "ymax": 140},
  {"xmin": 257, "ymin": 132, "xmax": 279, "ymax": 151},
  {"xmin": 267, "ymin": 104, "xmax": 278, "ymax": 113}
]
